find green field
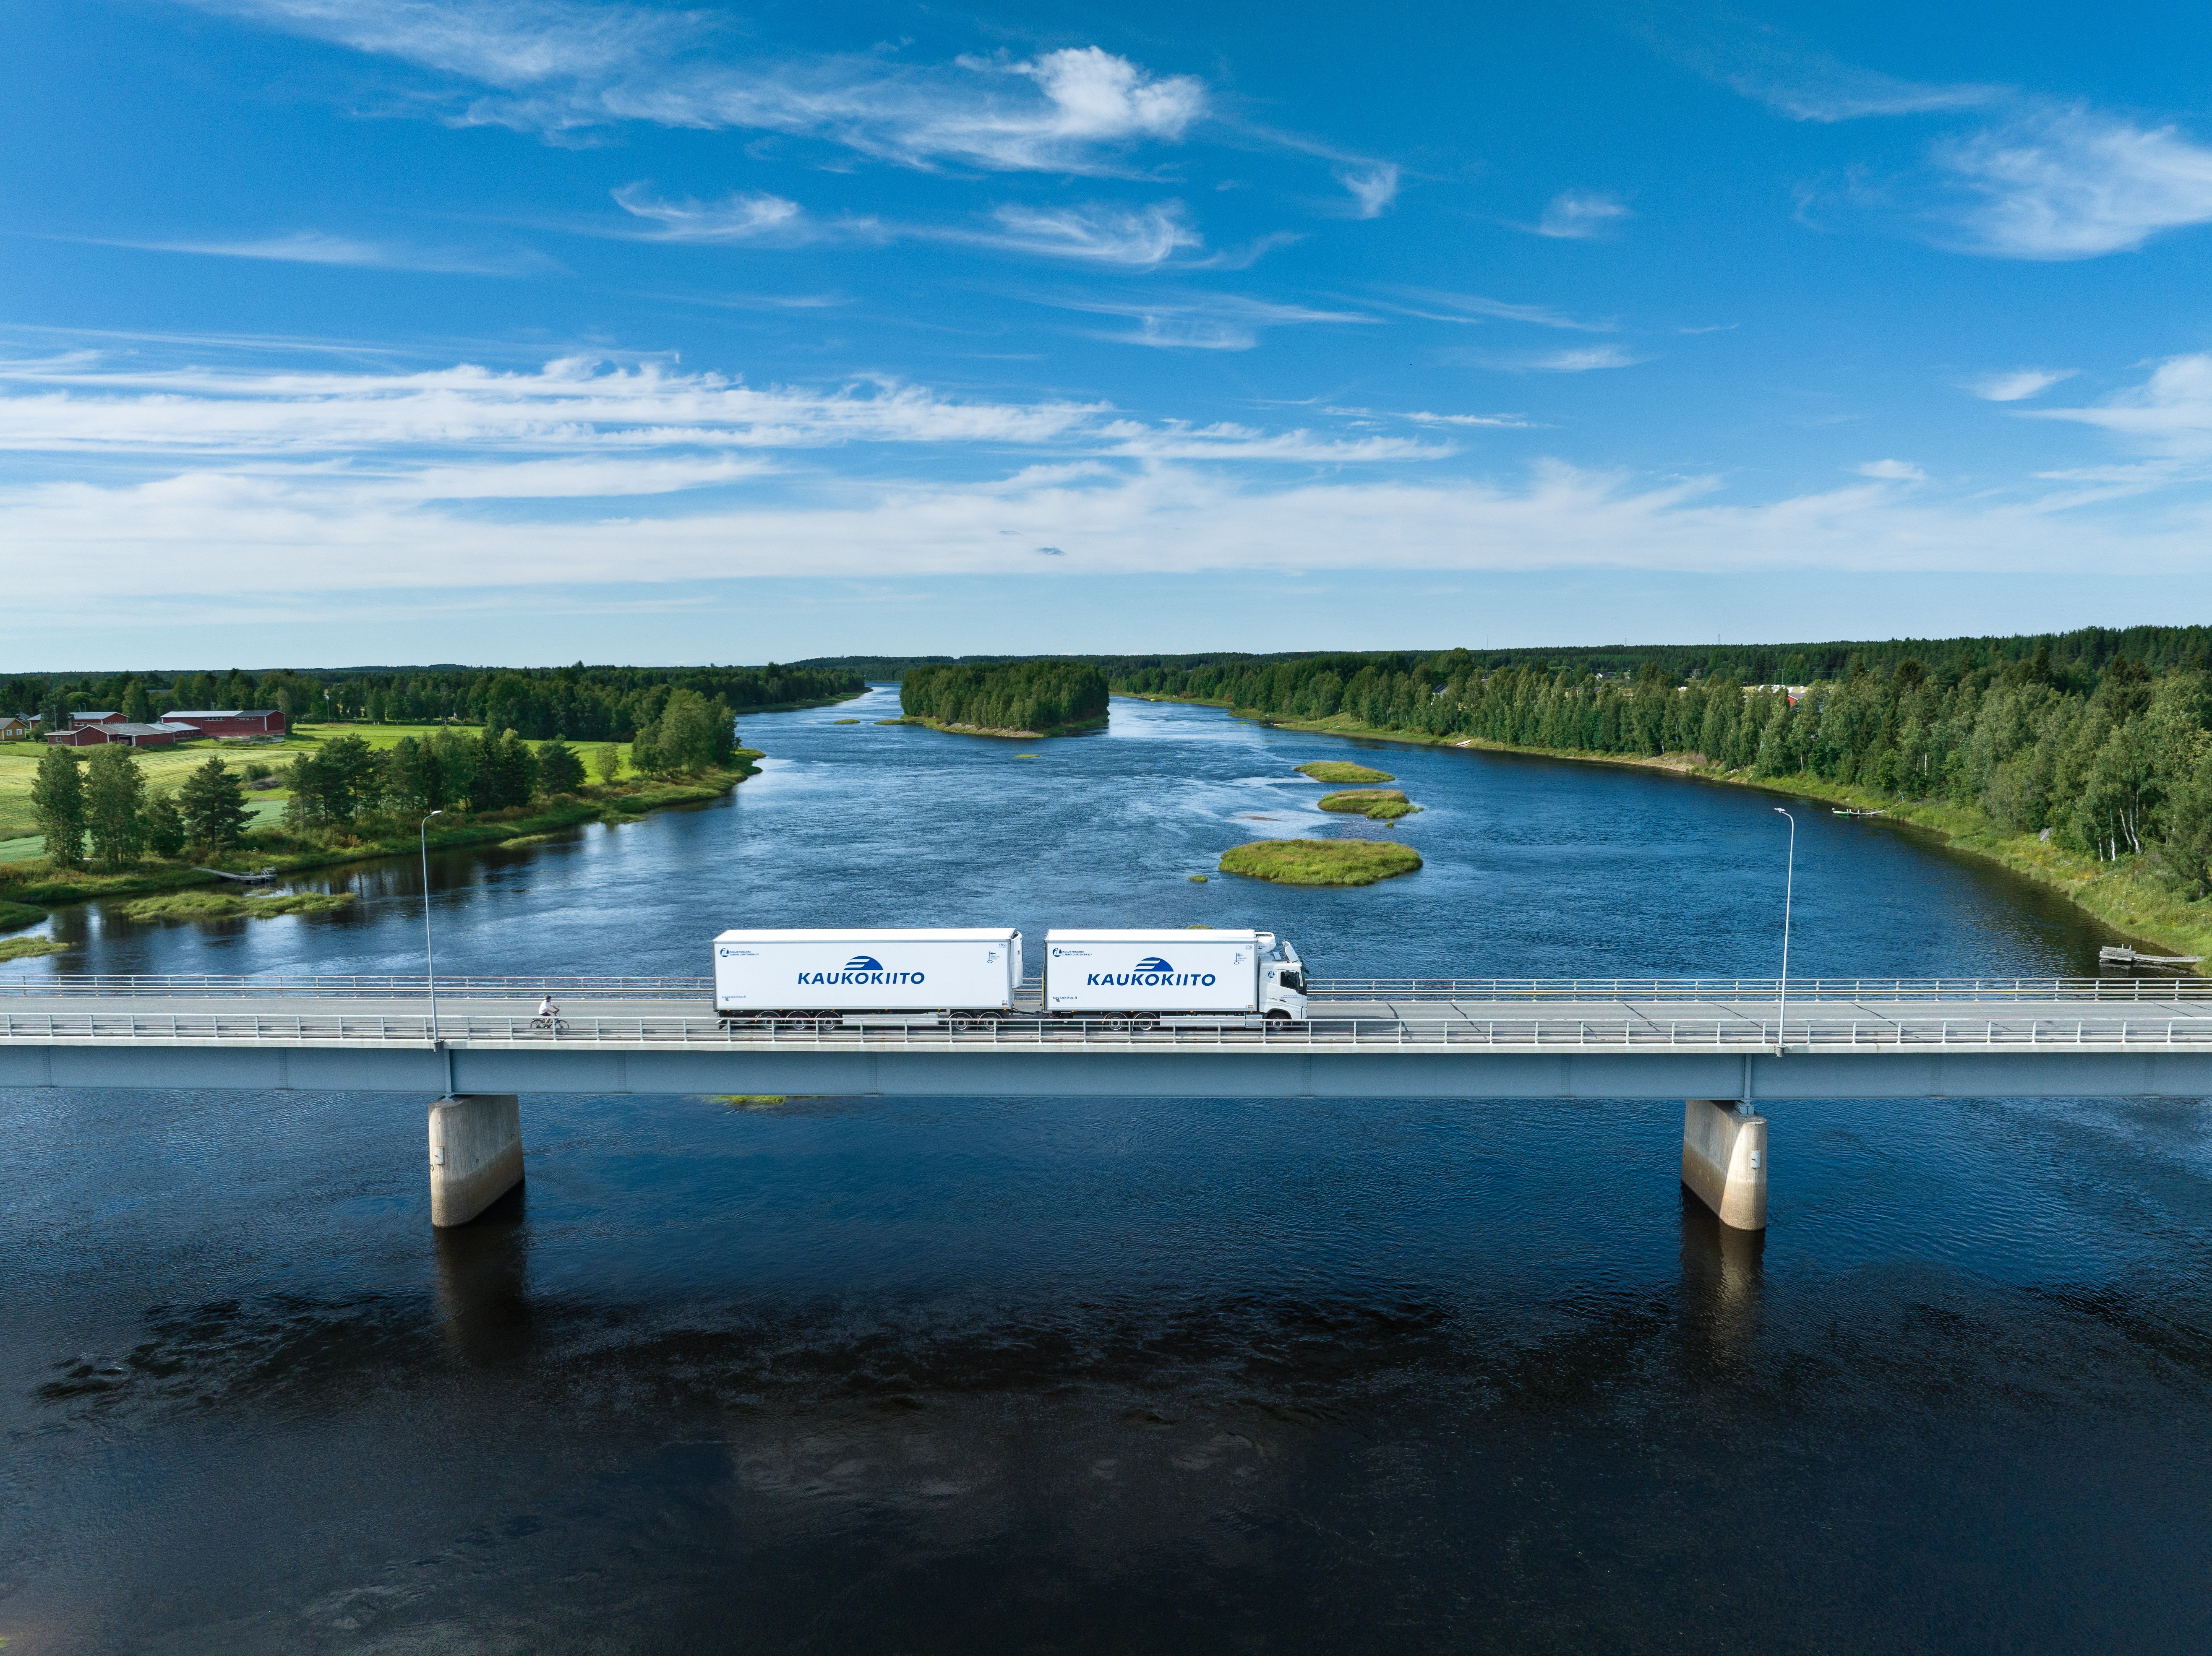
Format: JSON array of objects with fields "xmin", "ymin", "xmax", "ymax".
[
  {"xmin": 0, "ymin": 724, "xmax": 644, "ymax": 844},
  {"xmin": 1218, "ymin": 838, "xmax": 1423, "ymax": 885}
]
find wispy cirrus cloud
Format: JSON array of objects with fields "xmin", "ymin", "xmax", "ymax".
[
  {"xmin": 2030, "ymin": 352, "xmax": 2212, "ymax": 461},
  {"xmin": 1521, "ymin": 344, "xmax": 1650, "ymax": 373},
  {"xmin": 1386, "ymin": 288, "xmax": 1619, "ymax": 332},
  {"xmin": 1333, "ymin": 163, "xmax": 1401, "ymax": 219},
  {"xmin": 1933, "ymin": 105, "xmax": 2212, "ymax": 258},
  {"xmin": 1856, "ymin": 458, "xmax": 1926, "ymax": 481},
  {"xmin": 1659, "ymin": 22, "xmax": 1997, "ymax": 123},
  {"xmin": 1530, "ymin": 190, "xmax": 1631, "ymax": 239},
  {"xmin": 1031, "ymin": 292, "xmax": 1376, "ymax": 351},
  {"xmin": 1680, "ymin": 25, "xmax": 2212, "ymax": 260},
  {"xmin": 1972, "ymin": 367, "xmax": 2076, "ymax": 402},
  {"xmin": 609, "ymin": 186, "xmax": 817, "ymax": 245},
  {"xmin": 979, "ymin": 203, "xmax": 1201, "ymax": 268},
  {"xmin": 69, "ymin": 229, "xmax": 558, "ymax": 276},
  {"xmin": 191, "ymin": 3, "xmax": 1208, "ymax": 172}
]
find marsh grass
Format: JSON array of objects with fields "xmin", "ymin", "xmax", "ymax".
[
  {"xmin": 0, "ymin": 935, "xmax": 67, "ymax": 961},
  {"xmin": 1296, "ymin": 761, "xmax": 1395, "ymax": 784},
  {"xmin": 1218, "ymin": 839, "xmax": 1422, "ymax": 886},
  {"xmin": 1317, "ymin": 789, "xmax": 1424, "ymax": 820},
  {"xmin": 0, "ymin": 900, "xmax": 46, "ymax": 932},
  {"xmin": 116, "ymin": 890, "xmax": 357, "ymax": 922}
]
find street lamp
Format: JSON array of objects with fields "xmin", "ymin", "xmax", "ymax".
[
  {"xmin": 1773, "ymin": 807, "xmax": 1796, "ymax": 1056},
  {"xmin": 420, "ymin": 811, "xmax": 443, "ymax": 1047}
]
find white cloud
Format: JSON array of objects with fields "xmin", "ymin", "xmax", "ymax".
[
  {"xmin": 0, "ymin": 354, "xmax": 1103, "ymax": 455},
  {"xmin": 1532, "ymin": 190, "xmax": 1630, "ymax": 239},
  {"xmin": 1934, "ymin": 105, "xmax": 2212, "ymax": 258},
  {"xmin": 11, "ymin": 449, "xmax": 2211, "ymax": 607},
  {"xmin": 195, "ymin": 4, "xmax": 1207, "ymax": 173},
  {"xmin": 9, "ymin": 346, "xmax": 2206, "ymax": 616},
  {"xmin": 610, "ymin": 185, "xmax": 812, "ymax": 244},
  {"xmin": 1335, "ymin": 164, "xmax": 1401, "ymax": 218},
  {"xmin": 1972, "ymin": 367, "xmax": 2076, "ymax": 401},
  {"xmin": 86, "ymin": 229, "xmax": 555, "ymax": 276}
]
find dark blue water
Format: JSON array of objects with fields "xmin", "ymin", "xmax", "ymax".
[{"xmin": 3, "ymin": 690, "xmax": 2208, "ymax": 1653}]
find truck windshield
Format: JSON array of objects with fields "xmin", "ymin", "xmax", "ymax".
[{"xmin": 1279, "ymin": 970, "xmax": 1303, "ymax": 992}]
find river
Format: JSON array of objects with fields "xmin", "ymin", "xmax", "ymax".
[{"xmin": 3, "ymin": 687, "xmax": 2208, "ymax": 1652}]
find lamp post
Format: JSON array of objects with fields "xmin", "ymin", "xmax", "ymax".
[
  {"xmin": 1772, "ymin": 806, "xmax": 1796, "ymax": 1057},
  {"xmin": 420, "ymin": 810, "xmax": 442, "ymax": 1047}
]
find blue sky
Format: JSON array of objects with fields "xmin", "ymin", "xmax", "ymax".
[{"xmin": 5, "ymin": 1, "xmax": 2212, "ymax": 667}]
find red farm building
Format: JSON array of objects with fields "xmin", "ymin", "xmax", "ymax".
[{"xmin": 160, "ymin": 709, "xmax": 288, "ymax": 739}]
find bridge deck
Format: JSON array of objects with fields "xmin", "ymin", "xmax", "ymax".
[{"xmin": 5, "ymin": 977, "xmax": 2210, "ymax": 1098}]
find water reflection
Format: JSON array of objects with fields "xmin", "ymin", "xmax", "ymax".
[
  {"xmin": 1677, "ymin": 1189, "xmax": 1766, "ymax": 1373},
  {"xmin": 432, "ymin": 1182, "xmax": 534, "ymax": 1367}
]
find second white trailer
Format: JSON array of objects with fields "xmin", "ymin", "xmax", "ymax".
[
  {"xmin": 1044, "ymin": 929, "xmax": 1269, "ymax": 1016},
  {"xmin": 713, "ymin": 928, "xmax": 1021, "ymax": 1015}
]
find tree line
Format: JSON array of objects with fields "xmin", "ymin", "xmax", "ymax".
[
  {"xmin": 2, "ymin": 661, "xmax": 862, "ymax": 740},
  {"xmin": 900, "ymin": 661, "xmax": 1109, "ymax": 734},
  {"xmin": 1113, "ymin": 644, "xmax": 2212, "ymax": 897},
  {"xmin": 28, "ymin": 688, "xmax": 747, "ymax": 870}
]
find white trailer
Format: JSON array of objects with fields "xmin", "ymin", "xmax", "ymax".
[
  {"xmin": 713, "ymin": 928, "xmax": 1021, "ymax": 1018},
  {"xmin": 1043, "ymin": 929, "xmax": 1308, "ymax": 1022}
]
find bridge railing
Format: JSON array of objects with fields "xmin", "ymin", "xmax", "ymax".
[
  {"xmin": 0, "ymin": 973, "xmax": 2205, "ymax": 1002},
  {"xmin": 1306, "ymin": 976, "xmax": 2212, "ymax": 1001},
  {"xmin": 7, "ymin": 1010, "xmax": 2212, "ymax": 1052}
]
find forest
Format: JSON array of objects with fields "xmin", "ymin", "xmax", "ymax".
[
  {"xmin": 0, "ymin": 661, "xmax": 864, "ymax": 741},
  {"xmin": 900, "ymin": 661, "xmax": 1110, "ymax": 735},
  {"xmin": 1112, "ymin": 634, "xmax": 2212, "ymax": 899}
]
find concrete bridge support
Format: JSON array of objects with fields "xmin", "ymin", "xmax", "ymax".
[
  {"xmin": 428, "ymin": 1094, "xmax": 524, "ymax": 1227},
  {"xmin": 1682, "ymin": 1098, "xmax": 1767, "ymax": 1231}
]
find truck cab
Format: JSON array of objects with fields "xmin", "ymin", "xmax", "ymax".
[{"xmin": 1255, "ymin": 932, "xmax": 1309, "ymax": 1023}]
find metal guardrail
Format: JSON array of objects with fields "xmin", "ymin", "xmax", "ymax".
[
  {"xmin": 1309, "ymin": 976, "xmax": 2212, "ymax": 1001},
  {"xmin": 0, "ymin": 973, "xmax": 2206, "ymax": 1002},
  {"xmin": 6, "ymin": 1011, "xmax": 2212, "ymax": 1054}
]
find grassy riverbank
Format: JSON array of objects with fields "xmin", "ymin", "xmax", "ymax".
[
  {"xmin": 1132, "ymin": 692, "xmax": 2212, "ymax": 967},
  {"xmin": 0, "ymin": 752, "xmax": 763, "ymax": 919}
]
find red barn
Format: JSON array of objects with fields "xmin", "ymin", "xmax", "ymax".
[
  {"xmin": 161, "ymin": 709, "xmax": 288, "ymax": 739},
  {"xmin": 47, "ymin": 724, "xmax": 111, "ymax": 747}
]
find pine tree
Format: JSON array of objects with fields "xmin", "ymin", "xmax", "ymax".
[
  {"xmin": 145, "ymin": 794, "xmax": 187, "ymax": 858},
  {"xmin": 123, "ymin": 681, "xmax": 154, "ymax": 724},
  {"xmin": 536, "ymin": 739, "xmax": 585, "ymax": 795},
  {"xmin": 83, "ymin": 744, "xmax": 148, "ymax": 870},
  {"xmin": 178, "ymin": 755, "xmax": 250, "ymax": 848},
  {"xmin": 31, "ymin": 746, "xmax": 86, "ymax": 869}
]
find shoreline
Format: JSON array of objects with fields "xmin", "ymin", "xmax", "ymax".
[
  {"xmin": 0, "ymin": 758, "xmax": 764, "ymax": 935},
  {"xmin": 1117, "ymin": 693, "xmax": 2211, "ymax": 972}
]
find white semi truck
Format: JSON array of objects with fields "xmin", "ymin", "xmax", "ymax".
[{"xmin": 711, "ymin": 926, "xmax": 1307, "ymax": 1024}]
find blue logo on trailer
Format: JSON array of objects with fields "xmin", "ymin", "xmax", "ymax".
[
  {"xmin": 1085, "ymin": 953, "xmax": 1215, "ymax": 988},
  {"xmin": 796, "ymin": 953, "xmax": 924, "ymax": 986}
]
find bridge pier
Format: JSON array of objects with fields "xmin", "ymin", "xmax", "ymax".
[
  {"xmin": 1681, "ymin": 1098, "xmax": 1767, "ymax": 1230},
  {"xmin": 428, "ymin": 1094, "xmax": 524, "ymax": 1227}
]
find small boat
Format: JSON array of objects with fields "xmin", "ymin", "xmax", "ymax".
[
  {"xmin": 1831, "ymin": 807, "xmax": 1886, "ymax": 817},
  {"xmin": 2099, "ymin": 946, "xmax": 2204, "ymax": 967}
]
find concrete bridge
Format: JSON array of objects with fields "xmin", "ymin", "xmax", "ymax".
[{"xmin": 5, "ymin": 972, "xmax": 2209, "ymax": 1232}]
